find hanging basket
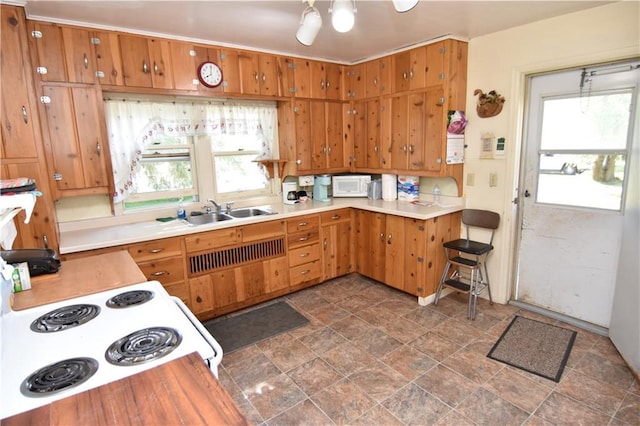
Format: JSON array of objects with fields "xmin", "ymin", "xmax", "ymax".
[{"xmin": 474, "ymin": 89, "xmax": 505, "ymax": 118}]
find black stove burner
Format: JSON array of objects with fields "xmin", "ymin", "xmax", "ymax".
[
  {"xmin": 20, "ymin": 357, "xmax": 99, "ymax": 397},
  {"xmin": 105, "ymin": 327, "xmax": 182, "ymax": 366},
  {"xmin": 106, "ymin": 290, "xmax": 154, "ymax": 309},
  {"xmin": 30, "ymin": 304, "xmax": 101, "ymax": 333}
]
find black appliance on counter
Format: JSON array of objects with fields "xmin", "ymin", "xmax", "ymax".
[{"xmin": 0, "ymin": 248, "xmax": 61, "ymax": 276}]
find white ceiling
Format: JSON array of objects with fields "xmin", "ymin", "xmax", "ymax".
[{"xmin": 21, "ymin": 0, "xmax": 613, "ymax": 64}]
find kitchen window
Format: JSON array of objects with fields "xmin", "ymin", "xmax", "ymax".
[{"xmin": 104, "ymin": 97, "xmax": 277, "ymax": 211}]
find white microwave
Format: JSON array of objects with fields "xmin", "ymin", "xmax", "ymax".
[{"xmin": 332, "ymin": 175, "xmax": 371, "ymax": 197}]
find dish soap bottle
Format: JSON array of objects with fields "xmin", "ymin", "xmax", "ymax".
[
  {"xmin": 177, "ymin": 198, "xmax": 186, "ymax": 219},
  {"xmin": 433, "ymin": 185, "xmax": 441, "ymax": 204}
]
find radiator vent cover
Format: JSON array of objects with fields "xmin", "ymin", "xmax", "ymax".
[{"xmin": 189, "ymin": 237, "xmax": 285, "ymax": 276}]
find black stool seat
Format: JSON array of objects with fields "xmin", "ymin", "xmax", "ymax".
[{"xmin": 443, "ymin": 239, "xmax": 494, "ymax": 256}]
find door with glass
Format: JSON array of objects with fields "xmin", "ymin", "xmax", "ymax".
[{"xmin": 516, "ymin": 61, "xmax": 639, "ymax": 328}]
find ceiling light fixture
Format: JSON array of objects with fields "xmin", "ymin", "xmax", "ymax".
[
  {"xmin": 392, "ymin": 0, "xmax": 419, "ymax": 13},
  {"xmin": 296, "ymin": 0, "xmax": 322, "ymax": 46},
  {"xmin": 330, "ymin": 0, "xmax": 357, "ymax": 33}
]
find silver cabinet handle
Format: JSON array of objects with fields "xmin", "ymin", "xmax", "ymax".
[
  {"xmin": 387, "ymin": 233, "xmax": 393, "ymax": 244},
  {"xmin": 408, "ymin": 145, "xmax": 414, "ymax": 154},
  {"xmin": 151, "ymin": 271, "xmax": 167, "ymax": 277},
  {"xmin": 331, "ymin": 214, "xmax": 340, "ymax": 220},
  {"xmin": 300, "ymin": 252, "xmax": 310, "ymax": 257},
  {"xmin": 262, "ymin": 72, "xmax": 266, "ymax": 82},
  {"xmin": 254, "ymin": 71, "xmax": 259, "ymax": 82},
  {"xmin": 22, "ymin": 106, "xmax": 28, "ymax": 124},
  {"xmin": 148, "ymin": 248, "xmax": 164, "ymax": 253},
  {"xmin": 83, "ymin": 53, "xmax": 89, "ymax": 69},
  {"xmin": 298, "ymin": 236, "xmax": 309, "ymax": 242},
  {"xmin": 403, "ymin": 71, "xmax": 408, "ymax": 81},
  {"xmin": 142, "ymin": 61, "xmax": 149, "ymax": 74},
  {"xmin": 373, "ymin": 77, "xmax": 378, "ymax": 87},
  {"xmin": 320, "ymin": 80, "xmax": 325, "ymax": 89},
  {"xmin": 96, "ymin": 142, "xmax": 101, "ymax": 156},
  {"xmin": 153, "ymin": 61, "xmax": 159, "ymax": 75},
  {"xmin": 298, "ymin": 221, "xmax": 308, "ymax": 226},
  {"xmin": 325, "ymin": 80, "xmax": 330, "ymax": 89},
  {"xmin": 43, "ymin": 235, "xmax": 49, "ymax": 249},
  {"xmin": 402, "ymin": 145, "xmax": 408, "ymax": 154},
  {"xmin": 380, "ymin": 232, "xmax": 384, "ymax": 241},
  {"xmin": 300, "ymin": 270, "xmax": 310, "ymax": 275},
  {"xmin": 410, "ymin": 69, "xmax": 414, "ymax": 80},
  {"xmin": 323, "ymin": 238, "xmax": 327, "ymax": 249}
]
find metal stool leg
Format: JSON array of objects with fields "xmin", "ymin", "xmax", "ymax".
[{"xmin": 483, "ymin": 260, "xmax": 493, "ymax": 305}]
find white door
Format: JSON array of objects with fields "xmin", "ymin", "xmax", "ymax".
[{"xmin": 516, "ymin": 61, "xmax": 639, "ymax": 328}]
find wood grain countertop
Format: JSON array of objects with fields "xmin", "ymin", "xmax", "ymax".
[
  {"xmin": 11, "ymin": 250, "xmax": 147, "ymax": 310},
  {"xmin": 2, "ymin": 353, "xmax": 250, "ymax": 426}
]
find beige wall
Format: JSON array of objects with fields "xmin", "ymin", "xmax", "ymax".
[{"xmin": 464, "ymin": 1, "xmax": 640, "ymax": 304}]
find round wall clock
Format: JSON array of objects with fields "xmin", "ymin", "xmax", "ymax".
[{"xmin": 197, "ymin": 61, "xmax": 223, "ymax": 88}]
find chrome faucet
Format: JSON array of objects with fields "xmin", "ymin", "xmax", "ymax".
[
  {"xmin": 207, "ymin": 199, "xmax": 222, "ymax": 213},
  {"xmin": 225, "ymin": 201, "xmax": 234, "ymax": 214}
]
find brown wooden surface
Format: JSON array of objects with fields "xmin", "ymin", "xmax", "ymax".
[
  {"xmin": 12, "ymin": 251, "xmax": 147, "ymax": 310},
  {"xmin": 3, "ymin": 353, "xmax": 249, "ymax": 426}
]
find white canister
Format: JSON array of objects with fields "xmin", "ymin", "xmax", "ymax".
[{"xmin": 381, "ymin": 174, "xmax": 397, "ymax": 201}]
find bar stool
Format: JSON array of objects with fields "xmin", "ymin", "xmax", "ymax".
[{"xmin": 434, "ymin": 209, "xmax": 500, "ymax": 320}]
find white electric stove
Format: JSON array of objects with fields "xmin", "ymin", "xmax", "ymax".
[{"xmin": 0, "ymin": 280, "xmax": 223, "ymax": 419}]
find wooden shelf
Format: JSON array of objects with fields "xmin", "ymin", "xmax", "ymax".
[{"xmin": 254, "ymin": 159, "xmax": 287, "ymax": 179}]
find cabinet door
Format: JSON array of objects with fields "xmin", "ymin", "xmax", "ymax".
[
  {"xmin": 409, "ymin": 47, "xmax": 427, "ymax": 89},
  {"xmin": 408, "ymin": 92, "xmax": 426, "ymax": 171},
  {"xmin": 309, "ymin": 60, "xmax": 326, "ymax": 99},
  {"xmin": 392, "ymin": 50, "xmax": 411, "ymax": 93},
  {"xmin": 347, "ymin": 62, "xmax": 365, "ymax": 100},
  {"xmin": 325, "ymin": 62, "xmax": 343, "ymax": 100},
  {"xmin": 403, "ymin": 218, "xmax": 426, "ymax": 296},
  {"xmin": 293, "ymin": 100, "xmax": 312, "ymax": 172},
  {"xmin": 321, "ymin": 219, "xmax": 352, "ymax": 280},
  {"xmin": 366, "ymin": 98, "xmax": 382, "ymax": 169},
  {"xmin": 170, "ymin": 41, "xmax": 198, "ymax": 91},
  {"xmin": 352, "ymin": 101, "xmax": 367, "ymax": 169},
  {"xmin": 189, "ymin": 275, "xmax": 214, "ymax": 314},
  {"xmin": 365, "ymin": 59, "xmax": 381, "ymax": 98},
  {"xmin": 93, "ymin": 31, "xmax": 124, "ymax": 86},
  {"xmin": 238, "ymin": 50, "xmax": 261, "ymax": 95},
  {"xmin": 220, "ymin": 48, "xmax": 242, "ymax": 94},
  {"xmin": 264, "ymin": 256, "xmax": 289, "ymax": 293},
  {"xmin": 384, "ymin": 214, "xmax": 406, "ymax": 290},
  {"xmin": 259, "ymin": 53, "xmax": 281, "ymax": 96},
  {"xmin": 326, "ymin": 101, "xmax": 344, "ymax": 169},
  {"xmin": 148, "ymin": 38, "xmax": 173, "ymax": 89},
  {"xmin": 389, "ymin": 94, "xmax": 409, "ymax": 170},
  {"xmin": 28, "ymin": 21, "xmax": 67, "ymax": 82},
  {"xmin": 1, "ymin": 5, "xmax": 39, "ymax": 159},
  {"xmin": 61, "ymin": 26, "xmax": 96, "ymax": 84},
  {"xmin": 424, "ymin": 88, "xmax": 446, "ymax": 172},
  {"xmin": 425, "ymin": 41, "xmax": 446, "ymax": 88},
  {"xmin": 380, "ymin": 97, "xmax": 393, "ymax": 169},
  {"xmin": 355, "ymin": 210, "xmax": 385, "ymax": 282},
  {"xmin": 119, "ymin": 35, "xmax": 152, "ymax": 87},
  {"xmin": 41, "ymin": 86, "xmax": 110, "ymax": 193},
  {"xmin": 310, "ymin": 100, "xmax": 326, "ymax": 170}
]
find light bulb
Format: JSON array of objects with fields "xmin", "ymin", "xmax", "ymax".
[
  {"xmin": 331, "ymin": 0, "xmax": 355, "ymax": 33},
  {"xmin": 392, "ymin": 0, "xmax": 419, "ymax": 13}
]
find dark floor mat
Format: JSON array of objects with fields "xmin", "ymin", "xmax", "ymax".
[{"xmin": 203, "ymin": 301, "xmax": 309, "ymax": 354}]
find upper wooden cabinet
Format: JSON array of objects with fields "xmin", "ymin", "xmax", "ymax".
[
  {"xmin": 309, "ymin": 60, "xmax": 343, "ymax": 100},
  {"xmin": 170, "ymin": 41, "xmax": 199, "ymax": 91},
  {"xmin": 38, "ymin": 85, "xmax": 113, "ymax": 198},
  {"xmin": 1, "ymin": 6, "xmax": 40, "ymax": 160},
  {"xmin": 119, "ymin": 35, "xmax": 173, "ymax": 88},
  {"xmin": 92, "ymin": 31, "xmax": 124, "ymax": 86},
  {"xmin": 237, "ymin": 50, "xmax": 282, "ymax": 96},
  {"xmin": 27, "ymin": 21, "xmax": 97, "ymax": 84},
  {"xmin": 392, "ymin": 46, "xmax": 427, "ymax": 93},
  {"xmin": 364, "ymin": 57, "xmax": 391, "ymax": 99},
  {"xmin": 345, "ymin": 62, "xmax": 365, "ymax": 100}
]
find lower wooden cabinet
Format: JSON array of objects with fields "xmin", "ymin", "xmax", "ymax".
[{"xmin": 320, "ymin": 209, "xmax": 353, "ymax": 280}]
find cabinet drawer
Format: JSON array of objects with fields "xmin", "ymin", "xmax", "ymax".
[
  {"xmin": 128, "ymin": 238, "xmax": 182, "ymax": 262},
  {"xmin": 288, "ymin": 228, "xmax": 319, "ymax": 249},
  {"xmin": 242, "ymin": 220, "xmax": 285, "ymax": 242},
  {"xmin": 185, "ymin": 228, "xmax": 241, "ymax": 253},
  {"xmin": 320, "ymin": 208, "xmax": 351, "ymax": 224},
  {"xmin": 164, "ymin": 281, "xmax": 190, "ymax": 304},
  {"xmin": 137, "ymin": 256, "xmax": 184, "ymax": 285},
  {"xmin": 288, "ymin": 243, "xmax": 321, "ymax": 267},
  {"xmin": 289, "ymin": 260, "xmax": 321, "ymax": 286},
  {"xmin": 286, "ymin": 215, "xmax": 319, "ymax": 233}
]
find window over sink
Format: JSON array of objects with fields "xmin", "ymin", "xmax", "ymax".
[{"xmin": 104, "ymin": 95, "xmax": 278, "ymax": 212}]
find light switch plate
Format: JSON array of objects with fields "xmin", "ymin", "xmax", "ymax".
[
  {"xmin": 489, "ymin": 173, "xmax": 498, "ymax": 187},
  {"xmin": 298, "ymin": 175, "xmax": 314, "ymax": 186}
]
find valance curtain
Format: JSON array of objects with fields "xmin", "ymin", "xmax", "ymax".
[{"xmin": 104, "ymin": 99, "xmax": 277, "ymax": 203}]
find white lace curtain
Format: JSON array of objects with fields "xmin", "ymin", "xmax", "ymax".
[{"xmin": 104, "ymin": 98, "xmax": 277, "ymax": 203}]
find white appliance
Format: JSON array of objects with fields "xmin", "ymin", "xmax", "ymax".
[
  {"xmin": 332, "ymin": 175, "xmax": 371, "ymax": 197},
  {"xmin": 282, "ymin": 181, "xmax": 298, "ymax": 205},
  {"xmin": 0, "ymin": 280, "xmax": 222, "ymax": 419}
]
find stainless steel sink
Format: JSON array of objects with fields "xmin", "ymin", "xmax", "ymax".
[
  {"xmin": 227, "ymin": 207, "xmax": 275, "ymax": 218},
  {"xmin": 186, "ymin": 211, "xmax": 233, "ymax": 225}
]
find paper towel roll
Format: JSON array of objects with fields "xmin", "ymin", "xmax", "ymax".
[{"xmin": 381, "ymin": 174, "xmax": 397, "ymax": 201}]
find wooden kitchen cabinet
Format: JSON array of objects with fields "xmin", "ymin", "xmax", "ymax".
[
  {"xmin": 364, "ymin": 57, "xmax": 391, "ymax": 98},
  {"xmin": 92, "ymin": 30, "xmax": 124, "ymax": 86},
  {"xmin": 352, "ymin": 98, "xmax": 385, "ymax": 170},
  {"xmin": 345, "ymin": 62, "xmax": 365, "ymax": 100},
  {"xmin": 320, "ymin": 209, "xmax": 353, "ymax": 280},
  {"xmin": 354, "ymin": 209, "xmax": 386, "ymax": 283},
  {"xmin": 119, "ymin": 35, "xmax": 173, "ymax": 88},
  {"xmin": 392, "ymin": 46, "xmax": 426, "ymax": 93},
  {"xmin": 38, "ymin": 85, "xmax": 113, "ymax": 198},
  {"xmin": 27, "ymin": 21, "xmax": 97, "ymax": 84},
  {"xmin": 310, "ymin": 60, "xmax": 343, "ymax": 100},
  {"xmin": 127, "ymin": 237, "xmax": 189, "ymax": 304},
  {"xmin": 219, "ymin": 47, "xmax": 242, "ymax": 94},
  {"xmin": 287, "ymin": 214, "xmax": 321, "ymax": 287},
  {"xmin": 237, "ymin": 50, "xmax": 282, "ymax": 96},
  {"xmin": 170, "ymin": 41, "xmax": 199, "ymax": 91}
]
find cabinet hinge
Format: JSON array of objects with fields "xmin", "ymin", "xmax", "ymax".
[
  {"xmin": 439, "ymin": 73, "xmax": 446, "ymax": 80},
  {"xmin": 219, "ymin": 53, "xmax": 226, "ymax": 60},
  {"xmin": 289, "ymin": 87, "xmax": 298, "ymax": 93},
  {"xmin": 440, "ymin": 47, "xmax": 446, "ymax": 54},
  {"xmin": 189, "ymin": 50, "xmax": 197, "ymax": 57},
  {"xmin": 31, "ymin": 30, "xmax": 43, "ymax": 39},
  {"xmin": 39, "ymin": 96, "xmax": 51, "ymax": 104},
  {"xmin": 287, "ymin": 62, "xmax": 297, "ymax": 69},
  {"xmin": 418, "ymin": 225, "xmax": 425, "ymax": 231},
  {"xmin": 192, "ymin": 79, "xmax": 199, "ymax": 85},
  {"xmin": 95, "ymin": 71, "xmax": 105, "ymax": 78},
  {"xmin": 52, "ymin": 172, "xmax": 62, "ymax": 181},
  {"xmin": 417, "ymin": 257, "xmax": 424, "ymax": 263},
  {"xmin": 417, "ymin": 287, "xmax": 424, "ymax": 292},
  {"xmin": 36, "ymin": 66, "xmax": 48, "ymax": 75},
  {"xmin": 221, "ymin": 81, "xmax": 228, "ymax": 87},
  {"xmin": 90, "ymin": 37, "xmax": 101, "ymax": 45}
]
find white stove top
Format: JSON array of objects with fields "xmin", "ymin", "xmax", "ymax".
[{"xmin": 0, "ymin": 281, "xmax": 221, "ymax": 419}]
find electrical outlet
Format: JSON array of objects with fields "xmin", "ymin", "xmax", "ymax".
[
  {"xmin": 489, "ymin": 173, "xmax": 498, "ymax": 187},
  {"xmin": 467, "ymin": 173, "xmax": 475, "ymax": 186}
]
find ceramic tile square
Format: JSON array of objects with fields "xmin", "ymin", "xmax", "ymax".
[
  {"xmin": 382, "ymin": 383, "xmax": 451, "ymax": 425},
  {"xmin": 456, "ymin": 388, "xmax": 530, "ymax": 425},
  {"xmin": 330, "ymin": 314, "xmax": 376, "ymax": 341},
  {"xmin": 614, "ymin": 392, "xmax": 640, "ymax": 425},
  {"xmin": 402, "ymin": 306, "xmax": 449, "ymax": 329},
  {"xmin": 556, "ymin": 369, "xmax": 627, "ymax": 415},
  {"xmin": 311, "ymin": 378, "xmax": 376, "ymax": 424},
  {"xmin": 534, "ymin": 391, "xmax": 612, "ymax": 425},
  {"xmin": 268, "ymin": 399, "xmax": 333, "ymax": 426},
  {"xmin": 307, "ymin": 303, "xmax": 350, "ymax": 325},
  {"xmin": 484, "ymin": 368, "xmax": 552, "ymax": 413},
  {"xmin": 350, "ymin": 404, "xmax": 404, "ymax": 426},
  {"xmin": 414, "ymin": 364, "xmax": 479, "ymax": 408},
  {"xmin": 244, "ymin": 373, "xmax": 307, "ymax": 421},
  {"xmin": 432, "ymin": 317, "xmax": 485, "ymax": 346},
  {"xmin": 574, "ymin": 352, "xmax": 636, "ymax": 389},
  {"xmin": 441, "ymin": 347, "xmax": 504, "ymax": 384},
  {"xmin": 381, "ymin": 345, "xmax": 437, "ymax": 380},
  {"xmin": 287, "ymin": 357, "xmax": 343, "ymax": 396},
  {"xmin": 321, "ymin": 341, "xmax": 376, "ymax": 376},
  {"xmin": 298, "ymin": 326, "xmax": 347, "ymax": 354},
  {"xmin": 350, "ymin": 327, "xmax": 403, "ymax": 358},
  {"xmin": 356, "ymin": 304, "xmax": 400, "ymax": 327},
  {"xmin": 410, "ymin": 331, "xmax": 463, "ymax": 361},
  {"xmin": 224, "ymin": 351, "xmax": 281, "ymax": 390},
  {"xmin": 377, "ymin": 316, "xmax": 427, "ymax": 343},
  {"xmin": 348, "ymin": 360, "xmax": 410, "ymax": 402}
]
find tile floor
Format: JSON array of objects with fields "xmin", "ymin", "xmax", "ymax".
[{"xmin": 215, "ymin": 274, "xmax": 639, "ymax": 425}]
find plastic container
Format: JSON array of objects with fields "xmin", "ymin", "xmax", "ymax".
[
  {"xmin": 177, "ymin": 199, "xmax": 187, "ymax": 219},
  {"xmin": 433, "ymin": 185, "xmax": 441, "ymax": 204}
]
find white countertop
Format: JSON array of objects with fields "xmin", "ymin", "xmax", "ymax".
[{"xmin": 59, "ymin": 197, "xmax": 464, "ymax": 254}]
